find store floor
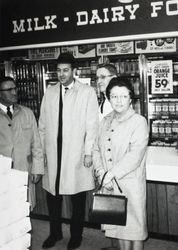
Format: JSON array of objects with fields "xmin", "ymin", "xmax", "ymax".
[{"xmin": 31, "ymin": 219, "xmax": 178, "ymax": 250}]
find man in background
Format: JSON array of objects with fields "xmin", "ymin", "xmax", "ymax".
[
  {"xmin": 96, "ymin": 65, "xmax": 118, "ymax": 250},
  {"xmin": 96, "ymin": 64, "xmax": 117, "ymax": 121},
  {"xmin": 0, "ymin": 76, "xmax": 44, "ymax": 210},
  {"xmin": 39, "ymin": 53, "xmax": 99, "ymax": 249}
]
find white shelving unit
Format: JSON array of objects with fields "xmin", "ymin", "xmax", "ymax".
[{"xmin": 0, "ymin": 156, "xmax": 31, "ymax": 250}]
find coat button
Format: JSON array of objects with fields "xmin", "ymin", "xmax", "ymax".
[
  {"xmin": 108, "ymin": 138, "xmax": 111, "ymax": 141},
  {"xmin": 108, "ymin": 158, "xmax": 112, "ymax": 162},
  {"xmin": 111, "ymin": 129, "xmax": 114, "ymax": 132},
  {"xmin": 107, "ymin": 148, "xmax": 111, "ymax": 151},
  {"xmin": 8, "ymin": 124, "xmax": 12, "ymax": 127}
]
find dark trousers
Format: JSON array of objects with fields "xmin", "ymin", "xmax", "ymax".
[{"xmin": 46, "ymin": 191, "xmax": 86, "ymax": 240}]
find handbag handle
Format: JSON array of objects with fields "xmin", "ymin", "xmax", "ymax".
[{"xmin": 98, "ymin": 171, "xmax": 123, "ymax": 194}]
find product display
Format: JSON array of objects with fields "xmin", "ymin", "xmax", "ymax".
[
  {"xmin": 147, "ymin": 59, "xmax": 178, "ymax": 147},
  {"xmin": 12, "ymin": 62, "xmax": 43, "ymax": 119}
]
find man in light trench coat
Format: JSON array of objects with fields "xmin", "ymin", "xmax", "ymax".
[
  {"xmin": 0, "ymin": 76, "xmax": 44, "ymax": 210},
  {"xmin": 39, "ymin": 53, "xmax": 99, "ymax": 249}
]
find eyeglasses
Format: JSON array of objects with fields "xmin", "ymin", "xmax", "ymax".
[
  {"xmin": 110, "ymin": 94, "xmax": 129, "ymax": 101},
  {"xmin": 96, "ymin": 75, "xmax": 112, "ymax": 81},
  {"xmin": 0, "ymin": 87, "xmax": 17, "ymax": 92}
]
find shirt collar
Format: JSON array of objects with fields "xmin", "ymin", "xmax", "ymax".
[
  {"xmin": 0, "ymin": 103, "xmax": 13, "ymax": 113},
  {"xmin": 62, "ymin": 81, "xmax": 74, "ymax": 91}
]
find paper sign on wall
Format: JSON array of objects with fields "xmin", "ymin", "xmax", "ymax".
[
  {"xmin": 60, "ymin": 45, "xmax": 96, "ymax": 58},
  {"xmin": 97, "ymin": 42, "xmax": 134, "ymax": 56},
  {"xmin": 151, "ymin": 60, "xmax": 173, "ymax": 94},
  {"xmin": 60, "ymin": 46, "xmax": 78, "ymax": 57},
  {"xmin": 28, "ymin": 47, "xmax": 60, "ymax": 60},
  {"xmin": 135, "ymin": 38, "xmax": 176, "ymax": 54}
]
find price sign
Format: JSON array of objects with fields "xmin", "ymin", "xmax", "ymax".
[{"xmin": 151, "ymin": 60, "xmax": 173, "ymax": 94}]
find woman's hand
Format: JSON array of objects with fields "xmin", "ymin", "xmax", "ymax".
[
  {"xmin": 94, "ymin": 169, "xmax": 105, "ymax": 185},
  {"xmin": 102, "ymin": 171, "xmax": 114, "ymax": 191}
]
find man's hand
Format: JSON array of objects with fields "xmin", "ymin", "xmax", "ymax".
[
  {"xmin": 84, "ymin": 155, "xmax": 92, "ymax": 168},
  {"xmin": 31, "ymin": 174, "xmax": 42, "ymax": 184}
]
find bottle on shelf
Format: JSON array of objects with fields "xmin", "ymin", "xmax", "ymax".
[
  {"xmin": 133, "ymin": 100, "xmax": 141, "ymax": 114},
  {"xmin": 155, "ymin": 99, "xmax": 162, "ymax": 116},
  {"xmin": 158, "ymin": 120, "xmax": 165, "ymax": 139},
  {"xmin": 152, "ymin": 120, "xmax": 159, "ymax": 139},
  {"xmin": 130, "ymin": 60, "xmax": 137, "ymax": 75},
  {"xmin": 133, "ymin": 77, "xmax": 140, "ymax": 95},
  {"xmin": 90, "ymin": 61, "xmax": 97, "ymax": 75},
  {"xmin": 165, "ymin": 120, "xmax": 172, "ymax": 139},
  {"xmin": 119, "ymin": 61, "xmax": 125, "ymax": 75},
  {"xmin": 169, "ymin": 99, "xmax": 176, "ymax": 117},
  {"xmin": 161, "ymin": 99, "xmax": 169, "ymax": 117},
  {"xmin": 173, "ymin": 81, "xmax": 178, "ymax": 95},
  {"xmin": 173, "ymin": 62, "xmax": 178, "ymax": 74},
  {"xmin": 115, "ymin": 61, "xmax": 120, "ymax": 75},
  {"xmin": 172, "ymin": 120, "xmax": 178, "ymax": 139},
  {"xmin": 124, "ymin": 60, "xmax": 131, "ymax": 74},
  {"xmin": 148, "ymin": 99, "xmax": 156, "ymax": 117}
]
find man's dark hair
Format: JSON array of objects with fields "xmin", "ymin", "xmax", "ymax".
[
  {"xmin": 0, "ymin": 76, "xmax": 15, "ymax": 89},
  {"xmin": 57, "ymin": 52, "xmax": 77, "ymax": 69}
]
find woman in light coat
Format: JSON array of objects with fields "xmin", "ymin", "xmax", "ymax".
[{"xmin": 93, "ymin": 77, "xmax": 149, "ymax": 250}]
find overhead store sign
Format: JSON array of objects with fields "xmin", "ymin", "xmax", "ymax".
[{"xmin": 0, "ymin": 0, "xmax": 178, "ymax": 50}]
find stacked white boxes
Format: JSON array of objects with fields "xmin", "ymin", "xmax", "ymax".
[{"xmin": 0, "ymin": 155, "xmax": 31, "ymax": 250}]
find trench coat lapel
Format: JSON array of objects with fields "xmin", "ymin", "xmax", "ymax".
[{"xmin": 51, "ymin": 84, "xmax": 60, "ymax": 134}]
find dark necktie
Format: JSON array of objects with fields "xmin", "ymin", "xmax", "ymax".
[
  {"xmin": 55, "ymin": 84, "xmax": 63, "ymax": 195},
  {"xmin": 7, "ymin": 106, "xmax": 12, "ymax": 119},
  {"xmin": 65, "ymin": 87, "xmax": 68, "ymax": 94},
  {"xmin": 100, "ymin": 94, "xmax": 106, "ymax": 114}
]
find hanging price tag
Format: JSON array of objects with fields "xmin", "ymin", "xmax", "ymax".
[{"xmin": 151, "ymin": 60, "xmax": 173, "ymax": 94}]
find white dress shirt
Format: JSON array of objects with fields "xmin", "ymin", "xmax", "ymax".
[
  {"xmin": 99, "ymin": 96, "xmax": 113, "ymax": 122},
  {"xmin": 0, "ymin": 103, "xmax": 13, "ymax": 114},
  {"xmin": 61, "ymin": 81, "xmax": 74, "ymax": 100}
]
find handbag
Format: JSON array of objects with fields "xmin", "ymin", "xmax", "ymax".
[{"xmin": 89, "ymin": 172, "xmax": 127, "ymax": 226}]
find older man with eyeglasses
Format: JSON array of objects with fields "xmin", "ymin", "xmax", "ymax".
[
  {"xmin": 96, "ymin": 64, "xmax": 117, "ymax": 121},
  {"xmin": 0, "ymin": 76, "xmax": 44, "ymax": 210}
]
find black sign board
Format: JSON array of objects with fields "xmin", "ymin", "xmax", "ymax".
[{"xmin": 0, "ymin": 0, "xmax": 178, "ymax": 50}]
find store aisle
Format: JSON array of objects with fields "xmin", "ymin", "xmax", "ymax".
[{"xmin": 31, "ymin": 219, "xmax": 178, "ymax": 250}]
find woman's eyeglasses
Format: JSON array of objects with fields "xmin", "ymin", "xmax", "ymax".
[{"xmin": 110, "ymin": 94, "xmax": 129, "ymax": 101}]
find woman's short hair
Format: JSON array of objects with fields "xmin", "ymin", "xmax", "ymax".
[{"xmin": 106, "ymin": 76, "xmax": 135, "ymax": 101}]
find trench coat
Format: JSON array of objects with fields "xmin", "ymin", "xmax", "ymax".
[
  {"xmin": 0, "ymin": 105, "xmax": 44, "ymax": 210},
  {"xmin": 38, "ymin": 80, "xmax": 99, "ymax": 195},
  {"xmin": 93, "ymin": 108, "xmax": 148, "ymax": 241}
]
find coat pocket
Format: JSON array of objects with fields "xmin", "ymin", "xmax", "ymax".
[{"xmin": 21, "ymin": 124, "xmax": 33, "ymax": 143}]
